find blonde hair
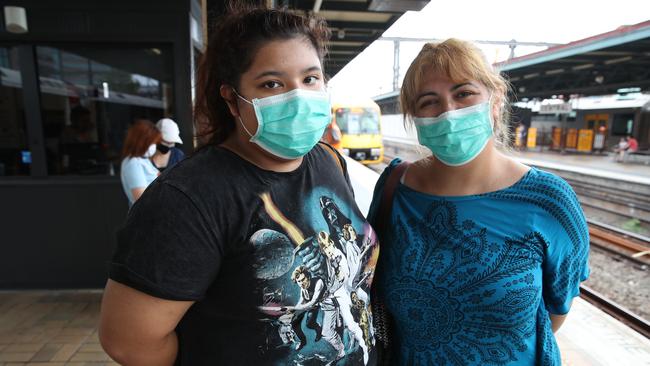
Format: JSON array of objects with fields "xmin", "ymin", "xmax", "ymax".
[{"xmin": 400, "ymin": 38, "xmax": 512, "ymax": 148}]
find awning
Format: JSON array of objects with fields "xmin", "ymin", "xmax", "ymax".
[
  {"xmin": 206, "ymin": 0, "xmax": 430, "ymax": 77},
  {"xmin": 496, "ymin": 20, "xmax": 650, "ymax": 100}
]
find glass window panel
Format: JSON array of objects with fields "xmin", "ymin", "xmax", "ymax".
[
  {"xmin": 36, "ymin": 45, "xmax": 173, "ymax": 175},
  {"xmin": 0, "ymin": 46, "xmax": 29, "ymax": 176},
  {"xmin": 612, "ymin": 113, "xmax": 634, "ymax": 136},
  {"xmin": 336, "ymin": 107, "xmax": 380, "ymax": 134}
]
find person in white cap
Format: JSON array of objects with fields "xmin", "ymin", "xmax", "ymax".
[{"xmin": 152, "ymin": 118, "xmax": 185, "ymax": 172}]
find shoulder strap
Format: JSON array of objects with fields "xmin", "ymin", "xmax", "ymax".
[
  {"xmin": 376, "ymin": 161, "xmax": 410, "ymax": 236},
  {"xmin": 319, "ymin": 142, "xmax": 344, "ymax": 174}
]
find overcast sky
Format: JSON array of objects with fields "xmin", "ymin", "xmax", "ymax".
[{"xmin": 328, "ymin": 0, "xmax": 649, "ymax": 99}]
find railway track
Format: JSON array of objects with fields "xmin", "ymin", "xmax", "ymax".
[
  {"xmin": 585, "ymin": 222, "xmax": 650, "ymax": 339},
  {"xmin": 589, "ymin": 220, "xmax": 650, "ymax": 263}
]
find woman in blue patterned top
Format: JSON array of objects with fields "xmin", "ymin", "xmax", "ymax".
[{"xmin": 368, "ymin": 39, "xmax": 589, "ymax": 365}]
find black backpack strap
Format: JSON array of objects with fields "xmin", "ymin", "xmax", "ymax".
[
  {"xmin": 372, "ymin": 160, "xmax": 410, "ymax": 359},
  {"xmin": 318, "ymin": 141, "xmax": 344, "ymax": 175},
  {"xmin": 376, "ymin": 161, "xmax": 410, "ymax": 236}
]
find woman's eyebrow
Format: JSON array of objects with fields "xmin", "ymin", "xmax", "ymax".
[
  {"xmin": 416, "ymin": 91, "xmax": 437, "ymax": 102},
  {"xmin": 450, "ymin": 82, "xmax": 476, "ymax": 91},
  {"xmin": 302, "ymin": 65, "xmax": 322, "ymax": 73},
  {"xmin": 254, "ymin": 70, "xmax": 286, "ymax": 80}
]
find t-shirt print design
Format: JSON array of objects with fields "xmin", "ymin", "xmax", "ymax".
[{"xmin": 252, "ymin": 190, "xmax": 379, "ymax": 365}]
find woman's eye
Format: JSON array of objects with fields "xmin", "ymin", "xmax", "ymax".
[
  {"xmin": 419, "ymin": 99, "xmax": 437, "ymax": 109},
  {"xmin": 263, "ymin": 80, "xmax": 282, "ymax": 89},
  {"xmin": 457, "ymin": 90, "xmax": 476, "ymax": 98},
  {"xmin": 304, "ymin": 75, "xmax": 319, "ymax": 85}
]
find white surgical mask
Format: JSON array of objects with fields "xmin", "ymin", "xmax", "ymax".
[{"xmin": 143, "ymin": 144, "xmax": 157, "ymax": 158}]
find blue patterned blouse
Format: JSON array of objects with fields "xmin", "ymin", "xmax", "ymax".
[{"xmin": 368, "ymin": 159, "xmax": 589, "ymax": 366}]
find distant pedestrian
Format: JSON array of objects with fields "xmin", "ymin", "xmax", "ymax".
[
  {"xmin": 151, "ymin": 118, "xmax": 186, "ymax": 172},
  {"xmin": 616, "ymin": 135, "xmax": 638, "ymax": 162},
  {"xmin": 627, "ymin": 135, "xmax": 639, "ymax": 153},
  {"xmin": 614, "ymin": 137, "xmax": 628, "ymax": 162},
  {"xmin": 322, "ymin": 121, "xmax": 342, "ymax": 151},
  {"xmin": 119, "ymin": 120, "xmax": 161, "ymax": 205}
]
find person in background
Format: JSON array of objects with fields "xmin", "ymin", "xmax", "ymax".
[
  {"xmin": 322, "ymin": 121, "xmax": 342, "ymax": 151},
  {"xmin": 61, "ymin": 105, "xmax": 96, "ymax": 144},
  {"xmin": 368, "ymin": 38, "xmax": 589, "ymax": 365},
  {"xmin": 99, "ymin": 4, "xmax": 379, "ymax": 366},
  {"xmin": 614, "ymin": 137, "xmax": 628, "ymax": 162},
  {"xmin": 615, "ymin": 135, "xmax": 638, "ymax": 162},
  {"xmin": 626, "ymin": 135, "xmax": 639, "ymax": 153},
  {"xmin": 119, "ymin": 120, "xmax": 161, "ymax": 206},
  {"xmin": 151, "ymin": 118, "xmax": 186, "ymax": 172}
]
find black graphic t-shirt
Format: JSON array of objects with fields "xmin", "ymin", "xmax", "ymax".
[{"xmin": 110, "ymin": 144, "xmax": 379, "ymax": 365}]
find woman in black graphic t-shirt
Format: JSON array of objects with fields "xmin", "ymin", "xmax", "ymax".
[{"xmin": 99, "ymin": 4, "xmax": 379, "ymax": 366}]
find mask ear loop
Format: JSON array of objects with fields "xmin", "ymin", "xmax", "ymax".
[
  {"xmin": 238, "ymin": 116, "xmax": 255, "ymax": 138},
  {"xmin": 232, "ymin": 88, "xmax": 253, "ymax": 105},
  {"xmin": 231, "ymin": 88, "xmax": 256, "ymax": 139},
  {"xmin": 487, "ymin": 94, "xmax": 496, "ymax": 132}
]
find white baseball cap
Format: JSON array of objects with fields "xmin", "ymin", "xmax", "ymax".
[{"xmin": 156, "ymin": 118, "xmax": 183, "ymax": 144}]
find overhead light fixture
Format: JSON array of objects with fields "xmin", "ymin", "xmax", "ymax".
[
  {"xmin": 594, "ymin": 75, "xmax": 605, "ymax": 84},
  {"xmin": 337, "ymin": 29, "xmax": 345, "ymax": 39},
  {"xmin": 312, "ymin": 0, "xmax": 323, "ymax": 13},
  {"xmin": 617, "ymin": 87, "xmax": 641, "ymax": 94},
  {"xmin": 545, "ymin": 68, "xmax": 565, "ymax": 75},
  {"xmin": 519, "ymin": 86, "xmax": 526, "ymax": 93},
  {"xmin": 4, "ymin": 6, "xmax": 28, "ymax": 34},
  {"xmin": 368, "ymin": 0, "xmax": 429, "ymax": 12},
  {"xmin": 572, "ymin": 63, "xmax": 595, "ymax": 71},
  {"xmin": 102, "ymin": 82, "xmax": 110, "ymax": 98},
  {"xmin": 604, "ymin": 56, "xmax": 632, "ymax": 65}
]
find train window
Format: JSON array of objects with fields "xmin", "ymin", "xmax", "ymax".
[
  {"xmin": 335, "ymin": 107, "xmax": 380, "ymax": 135},
  {"xmin": 35, "ymin": 45, "xmax": 174, "ymax": 176}
]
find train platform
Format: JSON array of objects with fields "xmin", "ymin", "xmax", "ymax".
[
  {"xmin": 380, "ymin": 135, "xmax": 650, "ymax": 185},
  {"xmin": 1, "ymin": 289, "xmax": 648, "ymax": 365},
  {"xmin": 0, "ymin": 290, "xmax": 116, "ymax": 365},
  {"xmin": 510, "ymin": 149, "xmax": 650, "ymax": 185},
  {"xmin": 557, "ymin": 297, "xmax": 650, "ymax": 366}
]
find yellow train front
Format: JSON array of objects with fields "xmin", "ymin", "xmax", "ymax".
[{"xmin": 329, "ymin": 99, "xmax": 384, "ymax": 165}]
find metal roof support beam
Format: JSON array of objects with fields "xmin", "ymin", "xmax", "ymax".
[
  {"xmin": 291, "ymin": 0, "xmax": 400, "ymax": 13},
  {"xmin": 379, "ymin": 36, "xmax": 560, "ymax": 48},
  {"xmin": 327, "ymin": 20, "xmax": 389, "ymax": 31}
]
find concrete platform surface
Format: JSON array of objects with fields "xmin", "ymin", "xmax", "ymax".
[
  {"xmin": 0, "ymin": 290, "xmax": 117, "ymax": 365},
  {"xmin": 2, "ymin": 290, "xmax": 649, "ymax": 365},
  {"xmin": 510, "ymin": 150, "xmax": 650, "ymax": 185}
]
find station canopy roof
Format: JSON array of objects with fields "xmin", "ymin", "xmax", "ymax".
[
  {"xmin": 207, "ymin": 0, "xmax": 430, "ymax": 77},
  {"xmin": 496, "ymin": 20, "xmax": 650, "ymax": 100}
]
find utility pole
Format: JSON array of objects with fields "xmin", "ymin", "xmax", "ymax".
[
  {"xmin": 382, "ymin": 37, "xmax": 560, "ymax": 92},
  {"xmin": 392, "ymin": 40, "xmax": 400, "ymax": 91}
]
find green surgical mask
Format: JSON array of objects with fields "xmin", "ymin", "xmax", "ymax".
[
  {"xmin": 413, "ymin": 101, "xmax": 493, "ymax": 166},
  {"xmin": 235, "ymin": 88, "xmax": 332, "ymax": 159}
]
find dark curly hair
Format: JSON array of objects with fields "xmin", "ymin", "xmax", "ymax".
[{"xmin": 194, "ymin": 3, "xmax": 331, "ymax": 146}]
